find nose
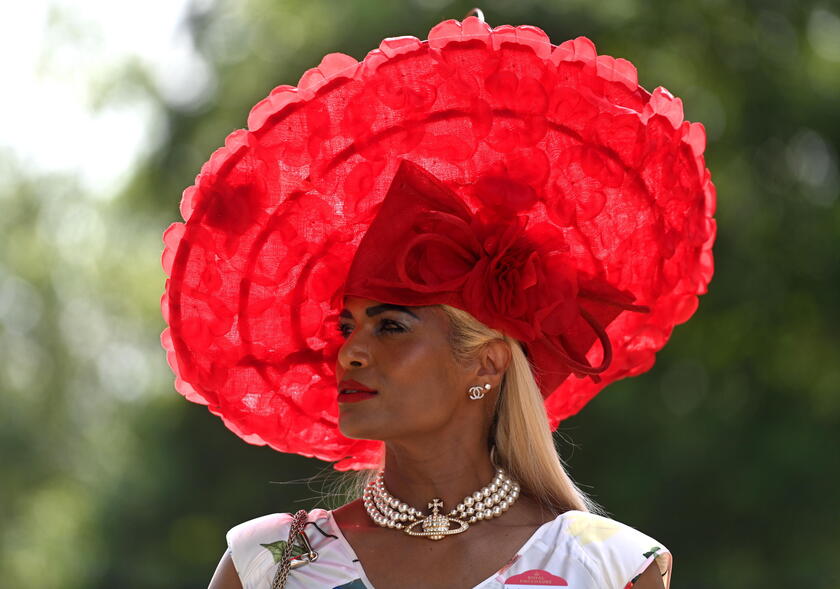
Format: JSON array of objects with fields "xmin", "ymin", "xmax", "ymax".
[{"xmin": 337, "ymin": 330, "xmax": 370, "ymax": 369}]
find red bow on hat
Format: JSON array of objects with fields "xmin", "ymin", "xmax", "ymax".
[{"xmin": 342, "ymin": 160, "xmax": 649, "ymax": 394}]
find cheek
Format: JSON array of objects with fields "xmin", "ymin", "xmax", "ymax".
[{"xmin": 379, "ymin": 338, "xmax": 463, "ymax": 415}]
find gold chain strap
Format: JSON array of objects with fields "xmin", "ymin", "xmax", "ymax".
[{"xmin": 270, "ymin": 510, "xmax": 317, "ymax": 589}]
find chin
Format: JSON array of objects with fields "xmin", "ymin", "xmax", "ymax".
[{"xmin": 337, "ymin": 412, "xmax": 384, "ymax": 441}]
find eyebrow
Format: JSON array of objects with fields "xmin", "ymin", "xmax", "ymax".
[{"xmin": 339, "ymin": 304, "xmax": 420, "ymax": 320}]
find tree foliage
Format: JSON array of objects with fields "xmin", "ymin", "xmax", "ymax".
[{"xmin": 1, "ymin": 0, "xmax": 838, "ymax": 587}]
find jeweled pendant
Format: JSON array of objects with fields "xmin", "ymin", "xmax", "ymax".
[{"xmin": 404, "ymin": 499, "xmax": 468, "ymax": 540}]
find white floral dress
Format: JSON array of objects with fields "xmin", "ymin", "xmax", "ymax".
[{"xmin": 227, "ymin": 509, "xmax": 672, "ymax": 588}]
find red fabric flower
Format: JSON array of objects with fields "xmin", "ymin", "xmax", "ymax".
[
  {"xmin": 465, "ymin": 217, "xmax": 546, "ymax": 339},
  {"xmin": 345, "ymin": 160, "xmax": 641, "ymax": 389}
]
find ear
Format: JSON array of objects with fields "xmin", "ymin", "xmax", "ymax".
[{"xmin": 475, "ymin": 339, "xmax": 512, "ymax": 389}]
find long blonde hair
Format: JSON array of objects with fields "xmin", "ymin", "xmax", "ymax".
[
  {"xmin": 334, "ymin": 304, "xmax": 602, "ymax": 515},
  {"xmin": 438, "ymin": 304, "xmax": 603, "ymax": 515}
]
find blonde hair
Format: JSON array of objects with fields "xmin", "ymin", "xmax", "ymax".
[
  {"xmin": 437, "ymin": 304, "xmax": 603, "ymax": 515},
  {"xmin": 334, "ymin": 304, "xmax": 602, "ymax": 515}
]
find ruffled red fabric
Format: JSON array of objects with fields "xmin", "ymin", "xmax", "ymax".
[{"xmin": 161, "ymin": 18, "xmax": 716, "ymax": 470}]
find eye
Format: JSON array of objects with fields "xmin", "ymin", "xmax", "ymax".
[
  {"xmin": 336, "ymin": 318, "xmax": 407, "ymax": 339},
  {"xmin": 378, "ymin": 319, "xmax": 406, "ymax": 334}
]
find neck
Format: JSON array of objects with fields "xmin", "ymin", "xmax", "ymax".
[{"xmin": 380, "ymin": 436, "xmax": 497, "ymax": 514}]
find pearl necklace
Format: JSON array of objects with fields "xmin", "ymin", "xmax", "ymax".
[{"xmin": 362, "ymin": 468, "xmax": 521, "ymax": 540}]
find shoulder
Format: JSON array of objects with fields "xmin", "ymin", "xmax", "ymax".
[
  {"xmin": 208, "ymin": 550, "xmax": 242, "ymax": 589},
  {"xmin": 557, "ymin": 511, "xmax": 673, "ymax": 589},
  {"xmin": 225, "ymin": 509, "xmax": 332, "ymax": 589}
]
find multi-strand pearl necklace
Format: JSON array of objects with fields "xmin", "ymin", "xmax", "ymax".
[{"xmin": 362, "ymin": 468, "xmax": 521, "ymax": 540}]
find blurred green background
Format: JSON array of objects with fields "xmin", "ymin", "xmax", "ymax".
[{"xmin": 1, "ymin": 0, "xmax": 838, "ymax": 587}]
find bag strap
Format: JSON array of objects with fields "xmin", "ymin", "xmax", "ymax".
[{"xmin": 270, "ymin": 510, "xmax": 319, "ymax": 589}]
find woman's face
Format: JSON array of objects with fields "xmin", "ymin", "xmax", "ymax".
[{"xmin": 335, "ymin": 296, "xmax": 479, "ymax": 442}]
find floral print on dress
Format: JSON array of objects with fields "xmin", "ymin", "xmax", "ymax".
[
  {"xmin": 566, "ymin": 511, "xmax": 622, "ymax": 544},
  {"xmin": 332, "ymin": 580, "xmax": 367, "ymax": 589},
  {"xmin": 623, "ymin": 546, "xmax": 664, "ymax": 589},
  {"xmin": 260, "ymin": 538, "xmax": 308, "ymax": 563},
  {"xmin": 227, "ymin": 509, "xmax": 672, "ymax": 589}
]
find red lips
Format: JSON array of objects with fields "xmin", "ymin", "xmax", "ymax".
[
  {"xmin": 338, "ymin": 379, "xmax": 377, "ymax": 394},
  {"xmin": 337, "ymin": 379, "xmax": 378, "ymax": 404}
]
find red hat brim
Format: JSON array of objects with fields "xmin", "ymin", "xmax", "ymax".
[{"xmin": 161, "ymin": 18, "xmax": 716, "ymax": 470}]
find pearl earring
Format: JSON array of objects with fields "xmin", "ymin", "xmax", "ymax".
[{"xmin": 468, "ymin": 383, "xmax": 492, "ymax": 400}]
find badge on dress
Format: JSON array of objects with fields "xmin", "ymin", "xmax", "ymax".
[{"xmin": 505, "ymin": 569, "xmax": 569, "ymax": 587}]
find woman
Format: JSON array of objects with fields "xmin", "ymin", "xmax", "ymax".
[
  {"xmin": 211, "ymin": 295, "xmax": 672, "ymax": 589},
  {"xmin": 162, "ymin": 14, "xmax": 714, "ymax": 589}
]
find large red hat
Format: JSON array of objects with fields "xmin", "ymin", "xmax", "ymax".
[{"xmin": 161, "ymin": 17, "xmax": 716, "ymax": 470}]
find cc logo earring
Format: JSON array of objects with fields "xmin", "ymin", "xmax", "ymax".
[{"xmin": 468, "ymin": 383, "xmax": 492, "ymax": 400}]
